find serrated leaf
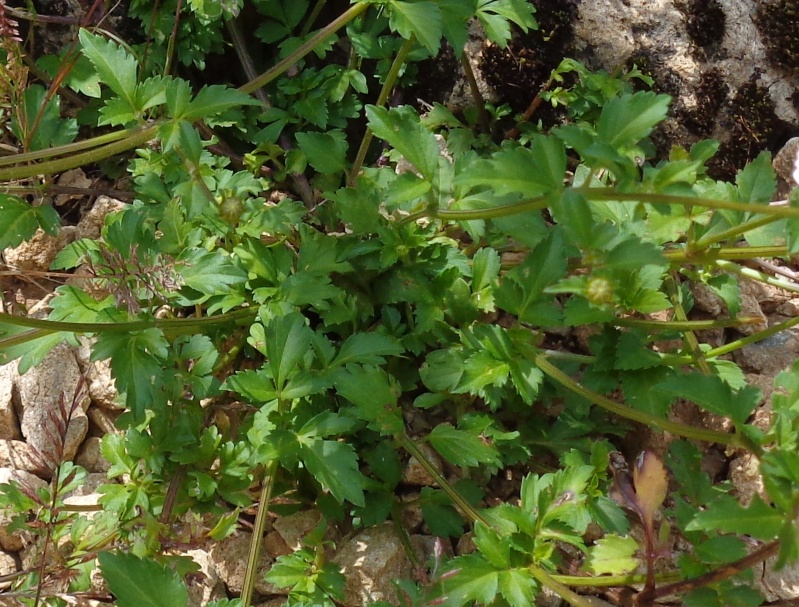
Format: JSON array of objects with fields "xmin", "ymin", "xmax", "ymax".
[
  {"xmin": 264, "ymin": 312, "xmax": 313, "ymax": 391},
  {"xmin": 388, "ymin": 0, "xmax": 442, "ymax": 53},
  {"xmin": 654, "ymin": 372, "xmax": 760, "ymax": 424},
  {"xmin": 331, "ymin": 333, "xmax": 404, "ymax": 367},
  {"xmin": 455, "ymin": 350, "xmax": 509, "ymax": 395},
  {"xmin": 13, "ymin": 84, "xmax": 78, "ymax": 150},
  {"xmin": 299, "ymin": 438, "xmax": 366, "ymax": 506},
  {"xmin": 428, "ymin": 423, "xmax": 501, "ymax": 468},
  {"xmin": 476, "ymin": 0, "xmax": 537, "ymax": 47},
  {"xmin": 366, "ymin": 105, "xmax": 440, "ymax": 181},
  {"xmin": 706, "ymin": 273, "xmax": 740, "ymax": 316},
  {"xmin": 333, "ymin": 365, "xmax": 403, "ymax": 434},
  {"xmin": 581, "ymin": 535, "xmax": 639, "ymax": 575},
  {"xmin": 686, "ymin": 495, "xmax": 782, "ymax": 540},
  {"xmin": 92, "ymin": 329, "xmax": 169, "ymax": 419},
  {"xmin": 178, "ymin": 249, "xmax": 247, "ymax": 295},
  {"xmin": 295, "ymin": 130, "xmax": 348, "ymax": 174},
  {"xmin": 182, "ymin": 84, "xmax": 262, "ymax": 121},
  {"xmin": 473, "ymin": 521, "xmax": 510, "ymax": 568},
  {"xmin": 79, "ymin": 29, "xmax": 137, "ymax": 111},
  {"xmin": 597, "ymin": 91, "xmax": 671, "ymax": 148},
  {"xmin": 0, "ymin": 195, "xmax": 60, "ymax": 249},
  {"xmin": 435, "ymin": 554, "xmax": 500, "ymax": 606},
  {"xmin": 99, "ymin": 551, "xmax": 188, "ymax": 607},
  {"xmin": 736, "ymin": 151, "xmax": 776, "ymax": 204},
  {"xmin": 455, "ymin": 137, "xmax": 565, "ymax": 197},
  {"xmin": 614, "ymin": 331, "xmax": 661, "ymax": 370},
  {"xmin": 695, "ymin": 536, "xmax": 748, "ymax": 564}
]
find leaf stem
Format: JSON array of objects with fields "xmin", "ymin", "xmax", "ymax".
[
  {"xmin": 397, "ymin": 433, "xmax": 489, "ymax": 527},
  {"xmin": 530, "ymin": 566, "xmax": 595, "ymax": 607},
  {"xmin": 534, "ymin": 354, "xmax": 744, "ymax": 448},
  {"xmin": 240, "ymin": 458, "xmax": 278, "ymax": 607},
  {"xmin": 714, "ymin": 259, "xmax": 799, "ymax": 295},
  {"xmin": 239, "ymin": 2, "xmax": 369, "ymax": 94},
  {"xmin": 612, "ymin": 315, "xmax": 763, "ymax": 332},
  {"xmin": 693, "ymin": 214, "xmax": 783, "ymax": 250},
  {"xmin": 350, "ymin": 36, "xmax": 415, "ymax": 184}
]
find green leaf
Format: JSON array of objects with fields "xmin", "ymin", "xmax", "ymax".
[
  {"xmin": 92, "ymin": 329, "xmax": 169, "ymax": 419},
  {"xmin": 736, "ymin": 151, "xmax": 776, "ymax": 204},
  {"xmin": 388, "ymin": 1, "xmax": 443, "ymax": 53},
  {"xmin": 0, "ymin": 195, "xmax": 60, "ymax": 249},
  {"xmin": 299, "ymin": 438, "xmax": 366, "ymax": 506},
  {"xmin": 178, "ymin": 249, "xmax": 247, "ymax": 296},
  {"xmin": 581, "ymin": 535, "xmax": 639, "ymax": 575},
  {"xmin": 366, "ymin": 105, "xmax": 440, "ymax": 181},
  {"xmin": 295, "ymin": 130, "xmax": 348, "ymax": 174},
  {"xmin": 435, "ymin": 554, "xmax": 500, "ymax": 606},
  {"xmin": 686, "ymin": 495, "xmax": 782, "ymax": 540},
  {"xmin": 476, "ymin": 0, "xmax": 537, "ymax": 47},
  {"xmin": 428, "ymin": 424, "xmax": 502, "ymax": 468},
  {"xmin": 99, "ymin": 551, "xmax": 188, "ymax": 607},
  {"xmin": 13, "ymin": 85, "xmax": 78, "ymax": 150},
  {"xmin": 333, "ymin": 365, "xmax": 403, "ymax": 434},
  {"xmin": 182, "ymin": 84, "xmax": 262, "ymax": 121},
  {"xmin": 330, "ymin": 333, "xmax": 404, "ymax": 367},
  {"xmin": 597, "ymin": 91, "xmax": 671, "ymax": 148},
  {"xmin": 265, "ymin": 312, "xmax": 314, "ymax": 391},
  {"xmin": 455, "ymin": 137, "xmax": 566, "ymax": 197},
  {"xmin": 614, "ymin": 331, "xmax": 662, "ymax": 370},
  {"xmin": 79, "ymin": 29, "xmax": 138, "ymax": 112},
  {"xmin": 472, "ymin": 521, "xmax": 510, "ymax": 568},
  {"xmin": 695, "ymin": 536, "xmax": 748, "ymax": 564},
  {"xmin": 654, "ymin": 372, "xmax": 761, "ymax": 425}
]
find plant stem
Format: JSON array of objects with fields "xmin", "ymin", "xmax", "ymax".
[
  {"xmin": 350, "ymin": 36, "xmax": 415, "ymax": 184},
  {"xmin": 0, "ymin": 307, "xmax": 256, "ymax": 335},
  {"xmin": 459, "ymin": 52, "xmax": 489, "ymax": 134},
  {"xmin": 580, "ymin": 188, "xmax": 799, "ymax": 219},
  {"xmin": 530, "ymin": 566, "xmax": 595, "ymax": 607},
  {"xmin": 0, "ymin": 124, "xmax": 159, "ymax": 181},
  {"xmin": 240, "ymin": 459, "xmax": 278, "ymax": 607},
  {"xmin": 663, "ymin": 245, "xmax": 789, "ymax": 263},
  {"xmin": 534, "ymin": 354, "xmax": 745, "ymax": 448},
  {"xmin": 693, "ymin": 213, "xmax": 782, "ymax": 249},
  {"xmin": 399, "ymin": 194, "xmax": 550, "ymax": 225},
  {"xmin": 239, "ymin": 2, "xmax": 369, "ymax": 94},
  {"xmin": 714, "ymin": 259, "xmax": 799, "ymax": 295},
  {"xmin": 612, "ymin": 315, "xmax": 763, "ymax": 332},
  {"xmin": 397, "ymin": 433, "xmax": 489, "ymax": 526}
]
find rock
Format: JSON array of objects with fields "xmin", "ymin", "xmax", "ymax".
[
  {"xmin": 734, "ymin": 330, "xmax": 799, "ymax": 375},
  {"xmin": 87, "ymin": 406, "xmax": 121, "ymax": 436},
  {"xmin": 14, "ymin": 343, "xmax": 90, "ymax": 465},
  {"xmin": 0, "ymin": 440, "xmax": 49, "ymax": 477},
  {"xmin": 185, "ymin": 547, "xmax": 226, "ymax": 607},
  {"xmin": 75, "ymin": 437, "xmax": 111, "ymax": 473},
  {"xmin": 774, "ymin": 137, "xmax": 799, "ymax": 187},
  {"xmin": 0, "ymin": 363, "xmax": 21, "ymax": 440},
  {"xmin": 757, "ymin": 554, "xmax": 799, "ymax": 601},
  {"xmin": 0, "ymin": 468, "xmax": 46, "ymax": 551},
  {"xmin": 729, "ymin": 453, "xmax": 766, "ymax": 507},
  {"xmin": 75, "ymin": 338, "xmax": 122, "ymax": 411},
  {"xmin": 272, "ymin": 510, "xmax": 321, "ymax": 551},
  {"xmin": 402, "ymin": 443, "xmax": 443, "ymax": 486},
  {"xmin": 208, "ymin": 532, "xmax": 278, "ymax": 596},
  {"xmin": 332, "ymin": 523, "xmax": 413, "ymax": 607},
  {"xmin": 3, "ymin": 226, "xmax": 76, "ymax": 272},
  {"xmin": 75, "ymin": 196, "xmax": 127, "ymax": 241},
  {"xmin": 54, "ymin": 168, "xmax": 93, "ymax": 207},
  {"xmin": 0, "ymin": 548, "xmax": 16, "ymax": 590}
]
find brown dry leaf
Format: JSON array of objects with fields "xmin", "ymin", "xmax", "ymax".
[{"xmin": 632, "ymin": 451, "xmax": 668, "ymax": 524}]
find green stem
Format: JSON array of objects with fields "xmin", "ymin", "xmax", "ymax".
[
  {"xmin": 666, "ymin": 272, "xmax": 711, "ymax": 374},
  {"xmin": 551, "ymin": 571, "xmax": 680, "ymax": 587},
  {"xmin": 714, "ymin": 259, "xmax": 799, "ymax": 295},
  {"xmin": 613, "ymin": 315, "xmax": 763, "ymax": 332},
  {"xmin": 300, "ymin": 0, "xmax": 327, "ymax": 36},
  {"xmin": 399, "ymin": 194, "xmax": 550, "ymax": 225},
  {"xmin": 534, "ymin": 354, "xmax": 744, "ymax": 448},
  {"xmin": 239, "ymin": 2, "xmax": 369, "ymax": 94},
  {"xmin": 0, "ymin": 124, "xmax": 154, "ymax": 168},
  {"xmin": 0, "ymin": 307, "xmax": 256, "ymax": 335},
  {"xmin": 349, "ymin": 36, "xmax": 415, "ymax": 185},
  {"xmin": 397, "ymin": 433, "xmax": 489, "ymax": 526},
  {"xmin": 530, "ymin": 567, "xmax": 595, "ymax": 607},
  {"xmin": 0, "ymin": 124, "xmax": 159, "ymax": 181},
  {"xmin": 693, "ymin": 213, "xmax": 783, "ymax": 250},
  {"xmin": 664, "ymin": 245, "xmax": 789, "ymax": 263},
  {"xmin": 580, "ymin": 188, "xmax": 799, "ymax": 219},
  {"xmin": 690, "ymin": 313, "xmax": 799, "ymax": 361},
  {"xmin": 459, "ymin": 52, "xmax": 489, "ymax": 134},
  {"xmin": 240, "ymin": 459, "xmax": 278, "ymax": 607}
]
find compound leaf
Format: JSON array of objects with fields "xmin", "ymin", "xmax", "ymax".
[{"xmin": 99, "ymin": 551, "xmax": 188, "ymax": 607}]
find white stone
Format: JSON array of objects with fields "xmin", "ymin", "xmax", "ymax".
[{"xmin": 0, "ymin": 362, "xmax": 20, "ymax": 440}]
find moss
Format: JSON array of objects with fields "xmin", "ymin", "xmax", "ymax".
[
  {"xmin": 707, "ymin": 77, "xmax": 792, "ymax": 180},
  {"xmin": 756, "ymin": 0, "xmax": 799, "ymax": 76},
  {"xmin": 680, "ymin": 68, "xmax": 729, "ymax": 137},
  {"xmin": 676, "ymin": 0, "xmax": 726, "ymax": 50},
  {"xmin": 479, "ymin": 0, "xmax": 577, "ymax": 114}
]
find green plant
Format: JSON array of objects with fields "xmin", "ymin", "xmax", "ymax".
[{"xmin": 2, "ymin": 1, "xmax": 799, "ymax": 607}]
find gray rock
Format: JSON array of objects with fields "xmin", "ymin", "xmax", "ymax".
[
  {"xmin": 0, "ymin": 548, "xmax": 16, "ymax": 590},
  {"xmin": 75, "ymin": 437, "xmax": 111, "ymax": 474},
  {"xmin": 75, "ymin": 337, "xmax": 122, "ymax": 411},
  {"xmin": 3, "ymin": 226, "xmax": 76, "ymax": 272},
  {"xmin": 757, "ymin": 554, "xmax": 799, "ymax": 601},
  {"xmin": 14, "ymin": 343, "xmax": 89, "ymax": 464},
  {"xmin": 75, "ymin": 196, "xmax": 127, "ymax": 241},
  {"xmin": 0, "ymin": 362, "xmax": 21, "ymax": 440},
  {"xmin": 272, "ymin": 510, "xmax": 321, "ymax": 551},
  {"xmin": 402, "ymin": 443, "xmax": 443, "ymax": 487},
  {"xmin": 184, "ymin": 547, "xmax": 227, "ymax": 607},
  {"xmin": 332, "ymin": 523, "xmax": 413, "ymax": 607},
  {"xmin": 0, "ymin": 440, "xmax": 49, "ymax": 477},
  {"xmin": 734, "ymin": 331, "xmax": 799, "ymax": 375},
  {"xmin": 208, "ymin": 532, "xmax": 279, "ymax": 596}
]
